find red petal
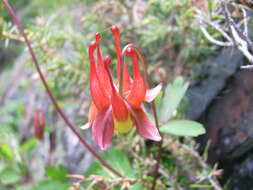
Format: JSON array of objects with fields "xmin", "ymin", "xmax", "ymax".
[
  {"xmin": 80, "ymin": 102, "xmax": 97, "ymax": 130},
  {"xmin": 132, "ymin": 108, "xmax": 161, "ymax": 141},
  {"xmin": 111, "ymin": 93, "xmax": 129, "ymax": 122},
  {"xmin": 88, "ymin": 101, "xmax": 97, "ymax": 124},
  {"xmin": 126, "ymin": 48, "xmax": 146, "ymax": 108},
  {"xmin": 92, "ymin": 107, "xmax": 114, "ymax": 151},
  {"xmin": 110, "ymin": 25, "xmax": 131, "ymax": 92},
  {"xmin": 89, "ymin": 41, "xmax": 110, "ymax": 110},
  {"xmin": 103, "ymin": 57, "xmax": 129, "ymax": 122},
  {"xmin": 145, "ymin": 84, "xmax": 162, "ymax": 102},
  {"xmin": 95, "ymin": 34, "xmax": 112, "ymax": 95}
]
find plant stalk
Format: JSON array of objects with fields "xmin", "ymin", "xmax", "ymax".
[
  {"xmin": 2, "ymin": 0, "xmax": 123, "ymax": 178},
  {"xmin": 122, "ymin": 44, "xmax": 163, "ymax": 190}
]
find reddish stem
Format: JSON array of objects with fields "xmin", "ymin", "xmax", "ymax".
[
  {"xmin": 2, "ymin": 0, "xmax": 123, "ymax": 178},
  {"xmin": 122, "ymin": 44, "xmax": 163, "ymax": 189}
]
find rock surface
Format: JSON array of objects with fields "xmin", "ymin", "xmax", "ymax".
[
  {"xmin": 187, "ymin": 47, "xmax": 253, "ymax": 189},
  {"xmin": 187, "ymin": 48, "xmax": 243, "ymax": 120}
]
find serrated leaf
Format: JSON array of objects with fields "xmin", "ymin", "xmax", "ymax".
[
  {"xmin": 160, "ymin": 120, "xmax": 205, "ymax": 137},
  {"xmin": 159, "ymin": 77, "xmax": 189, "ymax": 122}
]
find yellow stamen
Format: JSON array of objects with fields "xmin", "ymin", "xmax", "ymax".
[{"xmin": 114, "ymin": 116, "xmax": 133, "ymax": 134}]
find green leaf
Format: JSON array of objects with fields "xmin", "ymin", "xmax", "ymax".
[
  {"xmin": 101, "ymin": 148, "xmax": 134, "ymax": 178},
  {"xmin": 86, "ymin": 148, "xmax": 135, "ymax": 179},
  {"xmin": 0, "ymin": 17, "xmax": 3, "ymax": 38},
  {"xmin": 45, "ymin": 165, "xmax": 68, "ymax": 181},
  {"xmin": 19, "ymin": 138, "xmax": 38, "ymax": 152},
  {"xmin": 0, "ymin": 167, "xmax": 21, "ymax": 185},
  {"xmin": 0, "ymin": 143, "xmax": 14, "ymax": 160},
  {"xmin": 160, "ymin": 120, "xmax": 205, "ymax": 137},
  {"xmin": 32, "ymin": 179, "xmax": 70, "ymax": 190},
  {"xmin": 154, "ymin": 91, "xmax": 163, "ymax": 106},
  {"xmin": 131, "ymin": 182, "xmax": 143, "ymax": 190},
  {"xmin": 159, "ymin": 77, "xmax": 189, "ymax": 122}
]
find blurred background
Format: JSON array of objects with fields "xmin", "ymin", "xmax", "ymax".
[{"xmin": 1, "ymin": 0, "xmax": 253, "ymax": 189}]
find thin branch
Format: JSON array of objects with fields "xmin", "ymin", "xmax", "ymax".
[
  {"xmin": 240, "ymin": 65, "xmax": 253, "ymax": 69},
  {"xmin": 195, "ymin": 14, "xmax": 233, "ymax": 42},
  {"xmin": 164, "ymin": 138, "xmax": 223, "ymax": 190},
  {"xmin": 197, "ymin": 2, "xmax": 253, "ymax": 68},
  {"xmin": 200, "ymin": 26, "xmax": 233, "ymax": 46},
  {"xmin": 67, "ymin": 174, "xmax": 137, "ymax": 190},
  {"xmin": 221, "ymin": 2, "xmax": 253, "ymax": 64},
  {"xmin": 241, "ymin": 8, "xmax": 248, "ymax": 37},
  {"xmin": 2, "ymin": 30, "xmax": 25, "ymax": 42},
  {"xmin": 2, "ymin": 0, "xmax": 123, "ymax": 178}
]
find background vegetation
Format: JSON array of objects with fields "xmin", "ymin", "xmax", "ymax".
[{"xmin": 0, "ymin": 0, "xmax": 234, "ymax": 189}]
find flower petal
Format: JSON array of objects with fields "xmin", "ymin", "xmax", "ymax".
[
  {"xmin": 132, "ymin": 108, "xmax": 161, "ymax": 141},
  {"xmin": 145, "ymin": 83, "xmax": 162, "ymax": 102},
  {"xmin": 103, "ymin": 57, "xmax": 130, "ymax": 122},
  {"xmin": 92, "ymin": 107, "xmax": 114, "ymax": 151},
  {"xmin": 80, "ymin": 101, "xmax": 97, "ymax": 130},
  {"xmin": 89, "ymin": 41, "xmax": 110, "ymax": 110},
  {"xmin": 110, "ymin": 25, "xmax": 131, "ymax": 92},
  {"xmin": 95, "ymin": 34, "xmax": 112, "ymax": 95},
  {"xmin": 80, "ymin": 123, "xmax": 90, "ymax": 130},
  {"xmin": 88, "ymin": 101, "xmax": 97, "ymax": 124},
  {"xmin": 126, "ymin": 47, "xmax": 146, "ymax": 108}
]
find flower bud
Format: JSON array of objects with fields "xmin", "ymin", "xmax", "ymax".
[{"xmin": 34, "ymin": 109, "xmax": 45, "ymax": 141}]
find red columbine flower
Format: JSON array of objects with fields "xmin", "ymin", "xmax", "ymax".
[{"xmin": 85, "ymin": 26, "xmax": 162, "ymax": 150}]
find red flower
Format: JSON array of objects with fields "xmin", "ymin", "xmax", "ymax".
[{"xmin": 85, "ymin": 26, "xmax": 162, "ymax": 150}]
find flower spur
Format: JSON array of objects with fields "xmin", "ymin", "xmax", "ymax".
[{"xmin": 85, "ymin": 26, "xmax": 162, "ymax": 150}]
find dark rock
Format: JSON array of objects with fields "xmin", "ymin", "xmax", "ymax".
[
  {"xmin": 228, "ymin": 154, "xmax": 253, "ymax": 190},
  {"xmin": 186, "ymin": 47, "xmax": 253, "ymax": 189},
  {"xmin": 199, "ymin": 69, "xmax": 253, "ymax": 163},
  {"xmin": 187, "ymin": 48, "xmax": 244, "ymax": 120}
]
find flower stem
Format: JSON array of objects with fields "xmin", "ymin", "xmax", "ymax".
[
  {"xmin": 2, "ymin": 0, "xmax": 123, "ymax": 178},
  {"xmin": 123, "ymin": 44, "xmax": 163, "ymax": 189},
  {"xmin": 138, "ymin": 49, "xmax": 163, "ymax": 190}
]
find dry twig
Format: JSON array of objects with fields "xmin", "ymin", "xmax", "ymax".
[
  {"xmin": 67, "ymin": 174, "xmax": 138, "ymax": 190},
  {"xmin": 196, "ymin": 2, "xmax": 253, "ymax": 68}
]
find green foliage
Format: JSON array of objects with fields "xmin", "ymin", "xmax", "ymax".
[
  {"xmin": 0, "ymin": 143, "xmax": 14, "ymax": 161},
  {"xmin": 158, "ymin": 76, "xmax": 189, "ymax": 122},
  {"xmin": 45, "ymin": 165, "xmax": 68, "ymax": 181},
  {"xmin": 85, "ymin": 148, "xmax": 141, "ymax": 189},
  {"xmin": 0, "ymin": 166, "xmax": 21, "ymax": 185},
  {"xmin": 158, "ymin": 77, "xmax": 205, "ymax": 137},
  {"xmin": 87, "ymin": 148, "xmax": 134, "ymax": 178},
  {"xmin": 0, "ymin": 0, "xmax": 223, "ymax": 189},
  {"xmin": 19, "ymin": 138, "xmax": 38, "ymax": 153},
  {"xmin": 0, "ymin": 16, "xmax": 3, "ymax": 38},
  {"xmin": 32, "ymin": 179, "xmax": 71, "ymax": 190},
  {"xmin": 160, "ymin": 120, "xmax": 205, "ymax": 137}
]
